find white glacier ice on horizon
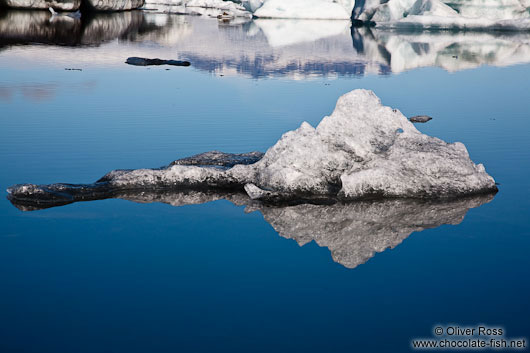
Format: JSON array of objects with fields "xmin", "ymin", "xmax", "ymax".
[
  {"xmin": 143, "ymin": 0, "xmax": 530, "ymax": 29},
  {"xmin": 251, "ymin": 0, "xmax": 530, "ymax": 28},
  {"xmin": 357, "ymin": 0, "xmax": 530, "ymax": 30},
  {"xmin": 143, "ymin": 0, "xmax": 355, "ymax": 19},
  {"xmin": 253, "ymin": 0, "xmax": 354, "ymax": 20},
  {"xmin": 144, "ymin": 0, "xmax": 252, "ymax": 17}
]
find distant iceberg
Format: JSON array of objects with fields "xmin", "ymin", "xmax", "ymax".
[
  {"xmin": 356, "ymin": 0, "xmax": 530, "ymax": 30},
  {"xmin": 143, "ymin": 0, "xmax": 252, "ymax": 17},
  {"xmin": 7, "ymin": 89, "xmax": 497, "ymax": 207},
  {"xmin": 143, "ymin": 0, "xmax": 356, "ymax": 19},
  {"xmin": 142, "ymin": 0, "xmax": 530, "ymax": 28},
  {"xmin": 253, "ymin": 0, "xmax": 354, "ymax": 20}
]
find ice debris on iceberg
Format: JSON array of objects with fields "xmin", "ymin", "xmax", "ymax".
[
  {"xmin": 7, "ymin": 89, "xmax": 497, "ymax": 207},
  {"xmin": 355, "ymin": 0, "xmax": 530, "ymax": 30}
]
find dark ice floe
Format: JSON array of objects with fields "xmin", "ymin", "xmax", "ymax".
[
  {"xmin": 7, "ymin": 89, "xmax": 497, "ymax": 207},
  {"xmin": 409, "ymin": 115, "xmax": 432, "ymax": 123},
  {"xmin": 125, "ymin": 57, "xmax": 191, "ymax": 66},
  {"xmin": 170, "ymin": 151, "xmax": 264, "ymax": 168}
]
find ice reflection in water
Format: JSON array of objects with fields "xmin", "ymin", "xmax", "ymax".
[
  {"xmin": 258, "ymin": 195, "xmax": 493, "ymax": 268},
  {"xmin": 0, "ymin": 10, "xmax": 152, "ymax": 47},
  {"xmin": 8, "ymin": 190, "xmax": 493, "ymax": 269},
  {"xmin": 1, "ymin": 9, "xmax": 530, "ymax": 77}
]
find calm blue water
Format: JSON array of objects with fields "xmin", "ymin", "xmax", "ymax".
[{"xmin": 1, "ymin": 11, "xmax": 529, "ymax": 353}]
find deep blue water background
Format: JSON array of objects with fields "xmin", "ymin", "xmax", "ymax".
[{"xmin": 1, "ymin": 15, "xmax": 530, "ymax": 353}]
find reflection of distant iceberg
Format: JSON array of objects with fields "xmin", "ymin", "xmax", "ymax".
[
  {"xmin": 357, "ymin": 27, "xmax": 530, "ymax": 73},
  {"xmin": 0, "ymin": 10, "xmax": 82, "ymax": 46},
  {"xmin": 254, "ymin": 19, "xmax": 350, "ymax": 47},
  {"xmin": 81, "ymin": 11, "xmax": 144, "ymax": 45},
  {"xmin": 164, "ymin": 16, "xmax": 530, "ymax": 77},
  {"xmin": 1, "ymin": 11, "xmax": 530, "ymax": 77},
  {"xmin": 0, "ymin": 9, "xmax": 149, "ymax": 47},
  {"xmin": 7, "ymin": 188, "xmax": 493, "ymax": 269},
  {"xmin": 173, "ymin": 16, "xmax": 389, "ymax": 77}
]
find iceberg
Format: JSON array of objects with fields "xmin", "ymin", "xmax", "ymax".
[
  {"xmin": 186, "ymin": 0, "xmax": 251, "ymax": 17},
  {"xmin": 0, "ymin": 0, "xmax": 81, "ymax": 11},
  {"xmin": 144, "ymin": 0, "xmax": 530, "ymax": 26},
  {"xmin": 253, "ymin": 0, "xmax": 353, "ymax": 20},
  {"xmin": 356, "ymin": 0, "xmax": 530, "ymax": 30},
  {"xmin": 7, "ymin": 90, "xmax": 497, "ymax": 206},
  {"xmin": 143, "ymin": 0, "xmax": 252, "ymax": 17},
  {"xmin": 247, "ymin": 90, "xmax": 496, "ymax": 200},
  {"xmin": 0, "ymin": 0, "xmax": 144, "ymax": 10},
  {"xmin": 145, "ymin": 0, "xmax": 356, "ymax": 20},
  {"xmin": 241, "ymin": 0, "xmax": 264, "ymax": 12}
]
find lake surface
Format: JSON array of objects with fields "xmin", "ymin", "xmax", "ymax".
[{"xmin": 1, "ymin": 9, "xmax": 529, "ymax": 353}]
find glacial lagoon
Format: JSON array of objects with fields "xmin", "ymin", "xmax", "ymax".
[{"xmin": 1, "ymin": 9, "xmax": 530, "ymax": 353}]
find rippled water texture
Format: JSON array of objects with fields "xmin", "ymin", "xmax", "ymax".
[{"xmin": 1, "ymin": 9, "xmax": 529, "ymax": 353}]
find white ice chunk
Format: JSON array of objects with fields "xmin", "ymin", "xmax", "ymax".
[
  {"xmin": 254, "ymin": 0, "xmax": 351, "ymax": 19},
  {"xmin": 144, "ymin": 0, "xmax": 252, "ymax": 17},
  {"xmin": 249, "ymin": 89, "xmax": 496, "ymax": 199},
  {"xmin": 357, "ymin": 0, "xmax": 530, "ymax": 30}
]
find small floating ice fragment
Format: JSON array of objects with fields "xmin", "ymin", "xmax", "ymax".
[
  {"xmin": 125, "ymin": 57, "xmax": 191, "ymax": 67},
  {"xmin": 409, "ymin": 115, "xmax": 432, "ymax": 123}
]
